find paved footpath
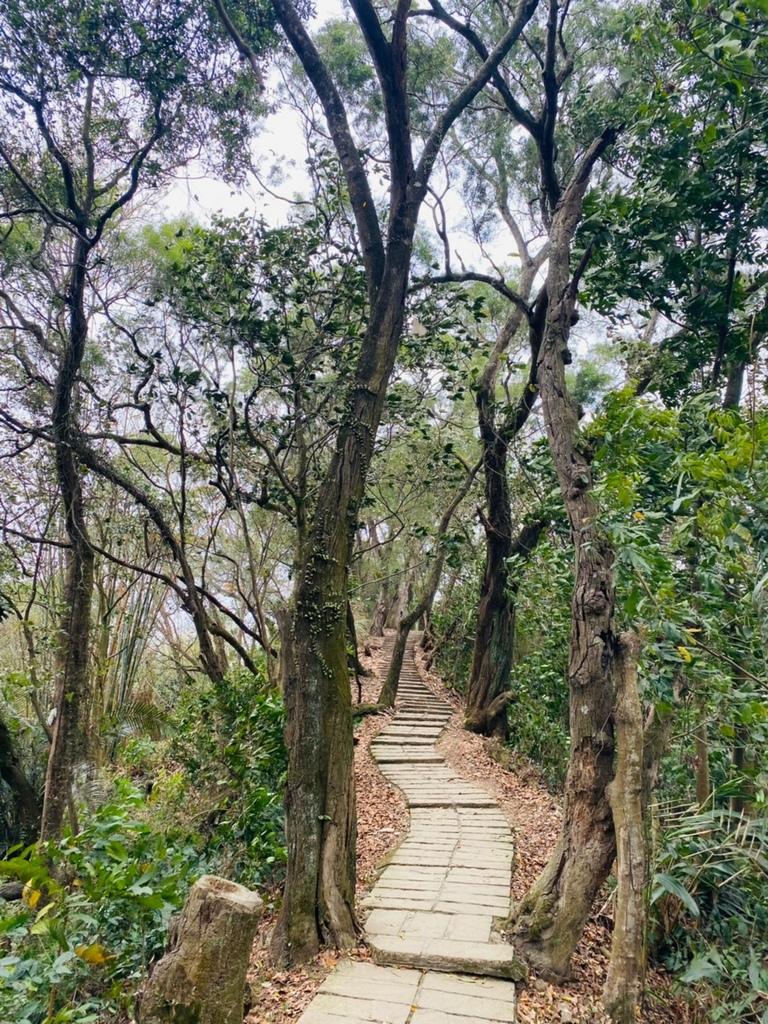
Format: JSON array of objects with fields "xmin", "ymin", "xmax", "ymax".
[{"xmin": 297, "ymin": 634, "xmax": 525, "ymax": 1024}]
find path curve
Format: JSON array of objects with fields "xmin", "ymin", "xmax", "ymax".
[{"xmin": 297, "ymin": 632, "xmax": 524, "ymax": 1024}]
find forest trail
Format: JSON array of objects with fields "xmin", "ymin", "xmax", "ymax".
[{"xmin": 296, "ymin": 634, "xmax": 524, "ymax": 1024}]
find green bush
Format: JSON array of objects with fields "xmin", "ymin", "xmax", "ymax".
[
  {"xmin": 649, "ymin": 799, "xmax": 768, "ymax": 1022},
  {"xmin": 166, "ymin": 667, "xmax": 287, "ymax": 887},
  {"xmin": 429, "ymin": 568, "xmax": 480, "ymax": 693},
  {"xmin": 0, "ymin": 782, "xmax": 204, "ymax": 1024}
]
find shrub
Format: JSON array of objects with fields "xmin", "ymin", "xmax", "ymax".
[
  {"xmin": 0, "ymin": 782, "xmax": 204, "ymax": 1024},
  {"xmin": 166, "ymin": 667, "xmax": 287, "ymax": 887},
  {"xmin": 649, "ymin": 799, "xmax": 768, "ymax": 1023}
]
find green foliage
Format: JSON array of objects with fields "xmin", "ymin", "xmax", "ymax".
[
  {"xmin": 650, "ymin": 800, "xmax": 768, "ymax": 1022},
  {"xmin": 166, "ymin": 667, "xmax": 287, "ymax": 887},
  {"xmin": 580, "ymin": 0, "xmax": 768, "ymax": 405},
  {"xmin": 429, "ymin": 567, "xmax": 480, "ymax": 693},
  {"xmin": 0, "ymin": 782, "xmax": 204, "ymax": 1024},
  {"xmin": 507, "ymin": 537, "xmax": 573, "ymax": 788}
]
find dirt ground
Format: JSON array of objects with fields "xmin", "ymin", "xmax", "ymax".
[{"xmin": 246, "ymin": 633, "xmax": 690, "ymax": 1024}]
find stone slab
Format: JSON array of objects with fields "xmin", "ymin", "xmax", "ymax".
[{"xmin": 370, "ymin": 936, "xmax": 527, "ymax": 981}]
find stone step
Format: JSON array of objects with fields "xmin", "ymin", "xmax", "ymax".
[{"xmin": 369, "ymin": 935, "xmax": 527, "ymax": 982}]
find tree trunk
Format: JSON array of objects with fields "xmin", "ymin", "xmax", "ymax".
[
  {"xmin": 465, "ymin": 511, "xmax": 545, "ymax": 739},
  {"xmin": 369, "ymin": 581, "xmax": 390, "ymax": 637},
  {"xmin": 272, "ymin": 259, "xmax": 413, "ymax": 963},
  {"xmin": 137, "ymin": 875, "xmax": 262, "ymax": 1024},
  {"xmin": 262, "ymin": 0, "xmax": 539, "ymax": 966},
  {"xmin": 385, "ymin": 574, "xmax": 411, "ymax": 628},
  {"xmin": 510, "ymin": 137, "xmax": 619, "ymax": 979},
  {"xmin": 694, "ymin": 698, "xmax": 711, "ymax": 807},
  {"xmin": 603, "ymin": 632, "xmax": 646, "ymax": 1024},
  {"xmin": 464, "ymin": 253, "xmax": 541, "ymax": 740},
  {"xmin": 465, "ymin": 432, "xmax": 516, "ymax": 739},
  {"xmin": 274, "ymin": 606, "xmax": 292, "ymax": 692},
  {"xmin": 0, "ymin": 714, "xmax": 41, "ymax": 846},
  {"xmin": 41, "ymin": 239, "xmax": 95, "ymax": 842}
]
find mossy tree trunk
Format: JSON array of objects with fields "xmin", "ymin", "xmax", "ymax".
[
  {"xmin": 41, "ymin": 239, "xmax": 96, "ymax": 842},
  {"xmin": 509, "ymin": 129, "xmax": 620, "ymax": 980}
]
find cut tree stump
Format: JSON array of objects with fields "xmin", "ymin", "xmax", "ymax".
[{"xmin": 136, "ymin": 874, "xmax": 263, "ymax": 1024}]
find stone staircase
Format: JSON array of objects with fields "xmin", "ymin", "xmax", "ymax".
[{"xmin": 296, "ymin": 631, "xmax": 523, "ymax": 1024}]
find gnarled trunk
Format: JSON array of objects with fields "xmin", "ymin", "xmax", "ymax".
[
  {"xmin": 510, "ymin": 136, "xmax": 619, "ymax": 978},
  {"xmin": 465, "ymin": 507, "xmax": 544, "ymax": 738}
]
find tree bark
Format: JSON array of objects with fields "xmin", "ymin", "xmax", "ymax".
[
  {"xmin": 274, "ymin": 605, "xmax": 292, "ymax": 692},
  {"xmin": 509, "ymin": 131, "xmax": 620, "ymax": 980},
  {"xmin": 369, "ymin": 581, "xmax": 390, "ymax": 637},
  {"xmin": 694, "ymin": 697, "xmax": 711, "ymax": 807},
  {"xmin": 137, "ymin": 875, "xmax": 262, "ymax": 1024},
  {"xmin": 385, "ymin": 574, "xmax": 411, "ymax": 629},
  {"xmin": 464, "ymin": 515, "xmax": 545, "ymax": 738},
  {"xmin": 41, "ymin": 237, "xmax": 96, "ymax": 842},
  {"xmin": 0, "ymin": 714, "xmax": 41, "ymax": 846},
  {"xmin": 603, "ymin": 631, "xmax": 646, "ymax": 1024}
]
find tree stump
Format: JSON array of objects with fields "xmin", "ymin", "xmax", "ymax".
[{"xmin": 136, "ymin": 875, "xmax": 263, "ymax": 1024}]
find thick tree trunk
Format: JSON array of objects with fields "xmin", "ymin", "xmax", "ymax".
[
  {"xmin": 465, "ymin": 433, "xmax": 516, "ymax": 739},
  {"xmin": 603, "ymin": 632, "xmax": 646, "ymax": 1024},
  {"xmin": 385, "ymin": 574, "xmax": 411, "ymax": 628},
  {"xmin": 0, "ymin": 715, "xmax": 41, "ymax": 845},
  {"xmin": 272, "ymin": 254, "xmax": 414, "ymax": 963},
  {"xmin": 465, "ymin": 511, "xmax": 544, "ymax": 738},
  {"xmin": 369, "ymin": 581, "xmax": 390, "ymax": 637},
  {"xmin": 510, "ymin": 138, "xmax": 619, "ymax": 978},
  {"xmin": 41, "ymin": 240, "xmax": 95, "ymax": 842},
  {"xmin": 137, "ymin": 875, "xmax": 262, "ymax": 1024},
  {"xmin": 264, "ymin": 0, "xmax": 539, "ymax": 966}
]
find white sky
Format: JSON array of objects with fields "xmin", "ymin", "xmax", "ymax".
[{"xmin": 161, "ymin": 0, "xmax": 346, "ymax": 227}]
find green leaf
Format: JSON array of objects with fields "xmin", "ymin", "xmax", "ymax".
[
  {"xmin": 680, "ymin": 954, "xmax": 720, "ymax": 983},
  {"xmin": 651, "ymin": 872, "xmax": 700, "ymax": 917}
]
